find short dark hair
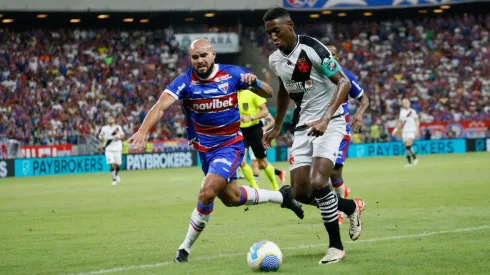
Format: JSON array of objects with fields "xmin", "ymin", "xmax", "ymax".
[{"xmin": 263, "ymin": 7, "xmax": 291, "ymax": 22}]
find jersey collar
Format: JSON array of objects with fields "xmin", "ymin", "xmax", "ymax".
[{"xmin": 280, "ymin": 35, "xmax": 300, "ymax": 58}]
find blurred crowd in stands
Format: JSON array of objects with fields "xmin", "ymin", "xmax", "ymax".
[{"xmin": 1, "ymin": 13, "xmax": 489, "ymax": 146}]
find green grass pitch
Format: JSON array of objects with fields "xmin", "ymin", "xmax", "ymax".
[{"xmin": 1, "ymin": 153, "xmax": 489, "ymax": 275}]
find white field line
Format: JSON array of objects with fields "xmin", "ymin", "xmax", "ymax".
[{"xmin": 66, "ymin": 225, "xmax": 490, "ymax": 275}]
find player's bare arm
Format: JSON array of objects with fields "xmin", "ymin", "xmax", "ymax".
[
  {"xmin": 241, "ymin": 73, "xmax": 273, "ymax": 98},
  {"xmin": 392, "ymin": 120, "xmax": 403, "ymax": 136},
  {"xmin": 128, "ymin": 93, "xmax": 176, "ymax": 148},
  {"xmin": 306, "ymin": 70, "xmax": 351, "ymax": 137},
  {"xmin": 263, "ymin": 78, "xmax": 289, "ymax": 148},
  {"xmin": 415, "ymin": 117, "xmax": 420, "ymax": 138},
  {"xmin": 242, "ymin": 104, "xmax": 269, "ymax": 123},
  {"xmin": 351, "ymin": 94, "xmax": 369, "ymax": 133}
]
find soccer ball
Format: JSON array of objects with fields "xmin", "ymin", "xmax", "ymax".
[{"xmin": 247, "ymin": 241, "xmax": 282, "ymax": 272}]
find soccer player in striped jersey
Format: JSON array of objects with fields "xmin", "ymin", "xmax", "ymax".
[{"xmin": 128, "ymin": 39, "xmax": 303, "ymax": 263}]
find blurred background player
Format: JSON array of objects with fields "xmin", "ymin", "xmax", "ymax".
[
  {"xmin": 392, "ymin": 99, "xmax": 420, "ymax": 168},
  {"xmin": 98, "ymin": 115, "xmax": 125, "ymax": 185},
  {"xmin": 326, "ymin": 45, "xmax": 369, "ymax": 224},
  {"xmin": 262, "ymin": 8, "xmax": 364, "ymax": 264},
  {"xmin": 127, "ymin": 39, "xmax": 304, "ymax": 263},
  {"xmin": 248, "ymin": 113, "xmax": 286, "ymax": 186},
  {"xmin": 238, "ymin": 89, "xmax": 285, "ymax": 190}
]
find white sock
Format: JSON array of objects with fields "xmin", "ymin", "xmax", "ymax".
[
  {"xmin": 238, "ymin": 186, "xmax": 283, "ymax": 205},
  {"xmin": 254, "ymin": 176, "xmax": 260, "ymax": 183},
  {"xmin": 332, "ymin": 178, "xmax": 345, "ymax": 199},
  {"xmin": 178, "ymin": 204, "xmax": 213, "ymax": 253}
]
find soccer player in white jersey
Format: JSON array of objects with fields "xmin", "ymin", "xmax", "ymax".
[
  {"xmin": 392, "ymin": 98, "xmax": 420, "ymax": 167},
  {"xmin": 98, "ymin": 115, "xmax": 125, "ymax": 185},
  {"xmin": 262, "ymin": 7, "xmax": 364, "ymax": 265}
]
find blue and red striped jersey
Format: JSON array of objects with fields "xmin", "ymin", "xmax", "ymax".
[{"xmin": 164, "ymin": 64, "xmax": 250, "ymax": 152}]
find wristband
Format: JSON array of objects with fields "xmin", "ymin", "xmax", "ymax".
[{"xmin": 252, "ymin": 80, "xmax": 262, "ymax": 89}]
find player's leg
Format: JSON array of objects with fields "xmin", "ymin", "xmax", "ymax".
[
  {"xmin": 406, "ymin": 135, "xmax": 418, "ymax": 165},
  {"xmin": 330, "ymin": 138, "xmax": 350, "ymax": 198},
  {"xmin": 274, "ymin": 168, "xmax": 286, "ymax": 186},
  {"xmin": 114, "ymin": 151, "xmax": 122, "ymax": 183},
  {"xmin": 240, "ymin": 146, "xmax": 259, "ymax": 188},
  {"xmin": 250, "ymin": 150, "xmax": 260, "ymax": 184},
  {"xmin": 105, "ymin": 151, "xmax": 117, "ymax": 185},
  {"xmin": 311, "ymin": 122, "xmax": 364, "ymax": 264},
  {"xmin": 249, "ymin": 126, "xmax": 279, "ymax": 190},
  {"xmin": 175, "ymin": 173, "xmax": 227, "ymax": 262},
  {"xmin": 403, "ymin": 134, "xmax": 416, "ymax": 167}
]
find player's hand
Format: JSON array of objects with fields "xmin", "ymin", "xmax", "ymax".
[
  {"xmin": 240, "ymin": 73, "xmax": 258, "ymax": 86},
  {"xmin": 305, "ymin": 119, "xmax": 329, "ymax": 137},
  {"xmin": 391, "ymin": 128, "xmax": 398, "ymax": 136},
  {"xmin": 127, "ymin": 131, "xmax": 147, "ymax": 149},
  {"xmin": 351, "ymin": 115, "xmax": 364, "ymax": 133},
  {"xmin": 241, "ymin": 116, "xmax": 252, "ymax": 123},
  {"xmin": 263, "ymin": 128, "xmax": 280, "ymax": 149}
]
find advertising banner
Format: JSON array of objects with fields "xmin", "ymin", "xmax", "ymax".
[
  {"xmin": 0, "ymin": 159, "xmax": 15, "ymax": 178},
  {"xmin": 420, "ymin": 120, "xmax": 490, "ymax": 139},
  {"xmin": 348, "ymin": 139, "xmax": 466, "ymax": 158},
  {"xmin": 14, "ymin": 155, "xmax": 109, "ymax": 177},
  {"xmin": 284, "ymin": 0, "xmax": 480, "ymax": 10},
  {"xmin": 21, "ymin": 144, "xmax": 72, "ymax": 158},
  {"xmin": 126, "ymin": 151, "xmax": 197, "ymax": 170},
  {"xmin": 174, "ymin": 33, "xmax": 240, "ymax": 53}
]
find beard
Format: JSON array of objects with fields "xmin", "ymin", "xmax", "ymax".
[{"xmin": 193, "ymin": 62, "xmax": 215, "ymax": 79}]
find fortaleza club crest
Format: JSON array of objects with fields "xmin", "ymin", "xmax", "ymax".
[{"xmin": 218, "ymin": 82, "xmax": 229, "ymax": 93}]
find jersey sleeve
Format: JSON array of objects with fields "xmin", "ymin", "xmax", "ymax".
[
  {"xmin": 230, "ymin": 66, "xmax": 251, "ymax": 90},
  {"xmin": 344, "ymin": 70, "xmax": 364, "ymax": 99},
  {"xmin": 164, "ymin": 74, "xmax": 188, "ymax": 100},
  {"xmin": 300, "ymin": 35, "xmax": 341, "ymax": 78}
]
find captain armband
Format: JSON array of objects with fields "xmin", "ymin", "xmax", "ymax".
[{"xmin": 320, "ymin": 57, "xmax": 341, "ymax": 78}]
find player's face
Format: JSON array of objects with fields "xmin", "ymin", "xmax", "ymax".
[
  {"xmin": 327, "ymin": 45, "xmax": 339, "ymax": 60},
  {"xmin": 265, "ymin": 18, "xmax": 295, "ymax": 52},
  {"xmin": 402, "ymin": 99, "xmax": 410, "ymax": 109},
  {"xmin": 108, "ymin": 116, "xmax": 115, "ymax": 125},
  {"xmin": 190, "ymin": 48, "xmax": 216, "ymax": 78}
]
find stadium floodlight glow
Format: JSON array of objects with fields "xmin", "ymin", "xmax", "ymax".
[
  {"xmin": 123, "ymin": 18, "xmax": 134, "ymax": 22},
  {"xmin": 363, "ymin": 12, "xmax": 373, "ymax": 17},
  {"xmin": 2, "ymin": 19, "xmax": 13, "ymax": 23},
  {"xmin": 440, "ymin": 5, "xmax": 450, "ymax": 9},
  {"xmin": 0, "ymin": 14, "xmax": 3, "ymax": 18},
  {"xmin": 36, "ymin": 14, "xmax": 48, "ymax": 19},
  {"xmin": 309, "ymin": 14, "xmax": 320, "ymax": 18},
  {"xmin": 433, "ymin": 9, "xmax": 443, "ymax": 13},
  {"xmin": 140, "ymin": 19, "xmax": 149, "ymax": 23},
  {"xmin": 418, "ymin": 10, "xmax": 429, "ymax": 14},
  {"xmin": 321, "ymin": 10, "xmax": 332, "ymax": 15},
  {"xmin": 185, "ymin": 17, "xmax": 194, "ymax": 22},
  {"xmin": 204, "ymin": 13, "xmax": 215, "ymax": 18},
  {"xmin": 70, "ymin": 19, "xmax": 81, "ymax": 23},
  {"xmin": 98, "ymin": 14, "xmax": 109, "ymax": 19},
  {"xmin": 338, "ymin": 13, "xmax": 347, "ymax": 17}
]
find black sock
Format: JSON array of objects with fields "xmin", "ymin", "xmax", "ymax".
[
  {"xmin": 406, "ymin": 155, "xmax": 412, "ymax": 164},
  {"xmin": 115, "ymin": 167, "xmax": 120, "ymax": 175},
  {"xmin": 110, "ymin": 167, "xmax": 116, "ymax": 180},
  {"xmin": 313, "ymin": 186, "xmax": 343, "ymax": 250},
  {"xmin": 409, "ymin": 147, "xmax": 417, "ymax": 159},
  {"xmin": 274, "ymin": 169, "xmax": 281, "ymax": 176},
  {"xmin": 337, "ymin": 197, "xmax": 356, "ymax": 216}
]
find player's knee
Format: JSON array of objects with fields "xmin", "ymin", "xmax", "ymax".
[
  {"xmin": 257, "ymin": 159, "xmax": 268, "ymax": 170},
  {"xmin": 310, "ymin": 174, "xmax": 328, "ymax": 190},
  {"xmin": 198, "ymin": 189, "xmax": 218, "ymax": 205}
]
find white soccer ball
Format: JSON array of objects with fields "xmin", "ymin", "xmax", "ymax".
[{"xmin": 247, "ymin": 240, "xmax": 282, "ymax": 272}]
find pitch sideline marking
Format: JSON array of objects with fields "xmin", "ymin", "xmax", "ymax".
[{"xmin": 67, "ymin": 225, "xmax": 490, "ymax": 275}]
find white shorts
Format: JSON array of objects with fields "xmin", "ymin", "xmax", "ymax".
[
  {"xmin": 402, "ymin": 132, "xmax": 416, "ymax": 142},
  {"xmin": 249, "ymin": 148, "xmax": 257, "ymax": 161},
  {"xmin": 105, "ymin": 151, "xmax": 122, "ymax": 165},
  {"xmin": 289, "ymin": 117, "xmax": 346, "ymax": 170}
]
